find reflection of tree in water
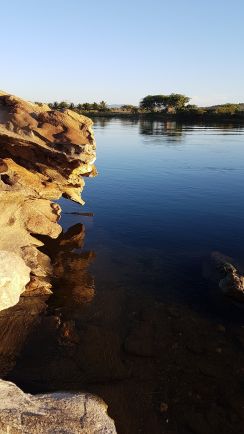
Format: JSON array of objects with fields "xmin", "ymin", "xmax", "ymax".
[
  {"xmin": 119, "ymin": 118, "xmax": 139, "ymax": 127},
  {"xmin": 94, "ymin": 117, "xmax": 140, "ymax": 129},
  {"xmin": 94, "ymin": 117, "xmax": 244, "ymax": 137},
  {"xmin": 139, "ymin": 120, "xmax": 244, "ymax": 141},
  {"xmin": 139, "ymin": 120, "xmax": 184, "ymax": 141},
  {"xmin": 93, "ymin": 117, "xmax": 111, "ymax": 128}
]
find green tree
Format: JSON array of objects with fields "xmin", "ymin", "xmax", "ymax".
[
  {"xmin": 121, "ymin": 105, "xmax": 139, "ymax": 113},
  {"xmin": 140, "ymin": 94, "xmax": 190, "ymax": 112},
  {"xmin": 215, "ymin": 103, "xmax": 239, "ymax": 115},
  {"xmin": 92, "ymin": 102, "xmax": 99, "ymax": 111},
  {"xmin": 140, "ymin": 95, "xmax": 166, "ymax": 111},
  {"xmin": 59, "ymin": 101, "xmax": 69, "ymax": 110},
  {"xmin": 166, "ymin": 94, "xmax": 190, "ymax": 112},
  {"xmin": 83, "ymin": 103, "xmax": 91, "ymax": 111},
  {"xmin": 99, "ymin": 100, "xmax": 108, "ymax": 111},
  {"xmin": 49, "ymin": 101, "xmax": 59, "ymax": 109},
  {"xmin": 140, "ymin": 95, "xmax": 169, "ymax": 111},
  {"xmin": 76, "ymin": 103, "xmax": 84, "ymax": 112}
]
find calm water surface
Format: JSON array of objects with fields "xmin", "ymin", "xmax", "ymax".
[
  {"xmin": 60, "ymin": 120, "xmax": 244, "ymax": 317},
  {"xmin": 6, "ymin": 120, "xmax": 244, "ymax": 434}
]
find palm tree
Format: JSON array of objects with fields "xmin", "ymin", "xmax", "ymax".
[{"xmin": 99, "ymin": 100, "xmax": 108, "ymax": 111}]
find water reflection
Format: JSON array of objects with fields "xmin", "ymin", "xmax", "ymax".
[
  {"xmin": 49, "ymin": 223, "xmax": 96, "ymax": 308},
  {"xmin": 1, "ymin": 221, "xmax": 243, "ymax": 434},
  {"xmin": 0, "ymin": 222, "xmax": 95, "ymax": 379},
  {"xmin": 93, "ymin": 117, "xmax": 244, "ymax": 142},
  {"xmin": 6, "ymin": 258, "xmax": 244, "ymax": 434},
  {"xmin": 3, "ymin": 120, "xmax": 244, "ymax": 434},
  {"xmin": 139, "ymin": 120, "xmax": 184, "ymax": 140}
]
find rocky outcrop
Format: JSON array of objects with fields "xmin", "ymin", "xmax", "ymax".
[
  {"xmin": 0, "ymin": 379, "xmax": 116, "ymax": 433},
  {"xmin": 0, "ymin": 91, "xmax": 96, "ymax": 306},
  {"xmin": 0, "ymin": 93, "xmax": 118, "ymax": 432},
  {"xmin": 0, "ymin": 91, "xmax": 96, "ymax": 195},
  {"xmin": 210, "ymin": 251, "xmax": 244, "ymax": 302}
]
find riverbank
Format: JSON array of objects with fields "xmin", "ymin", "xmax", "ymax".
[
  {"xmin": 82, "ymin": 111, "xmax": 244, "ymax": 123},
  {"xmin": 1, "ymin": 95, "xmax": 244, "ymax": 434},
  {"xmin": 0, "ymin": 91, "xmax": 116, "ymax": 433}
]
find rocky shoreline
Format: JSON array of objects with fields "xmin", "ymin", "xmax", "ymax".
[
  {"xmin": 0, "ymin": 92, "xmax": 244, "ymax": 434},
  {"xmin": 0, "ymin": 92, "xmax": 116, "ymax": 433}
]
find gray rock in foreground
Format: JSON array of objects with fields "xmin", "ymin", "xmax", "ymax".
[{"xmin": 0, "ymin": 379, "xmax": 116, "ymax": 433}]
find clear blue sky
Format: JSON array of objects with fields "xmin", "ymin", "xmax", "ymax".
[{"xmin": 1, "ymin": 0, "xmax": 243, "ymax": 106}]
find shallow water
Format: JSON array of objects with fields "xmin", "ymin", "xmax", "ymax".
[{"xmin": 3, "ymin": 120, "xmax": 244, "ymax": 434}]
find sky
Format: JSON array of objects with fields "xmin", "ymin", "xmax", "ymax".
[{"xmin": 1, "ymin": 0, "xmax": 244, "ymax": 106}]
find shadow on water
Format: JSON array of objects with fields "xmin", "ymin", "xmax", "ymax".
[
  {"xmin": 0, "ymin": 218, "xmax": 242, "ymax": 434},
  {"xmin": 1, "ymin": 120, "xmax": 244, "ymax": 433}
]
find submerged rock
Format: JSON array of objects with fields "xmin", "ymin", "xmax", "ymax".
[
  {"xmin": 0, "ymin": 379, "xmax": 116, "ymax": 433},
  {"xmin": 211, "ymin": 251, "xmax": 244, "ymax": 302}
]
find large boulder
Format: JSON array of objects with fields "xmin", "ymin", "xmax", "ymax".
[{"xmin": 0, "ymin": 379, "xmax": 116, "ymax": 433}]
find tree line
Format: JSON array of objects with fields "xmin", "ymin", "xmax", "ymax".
[
  {"xmin": 47, "ymin": 100, "xmax": 110, "ymax": 112},
  {"xmin": 45, "ymin": 94, "xmax": 244, "ymax": 117}
]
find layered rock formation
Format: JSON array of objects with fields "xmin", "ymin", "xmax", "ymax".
[
  {"xmin": 0, "ymin": 91, "xmax": 96, "ymax": 307},
  {"xmin": 0, "ymin": 92, "xmax": 118, "ymax": 432}
]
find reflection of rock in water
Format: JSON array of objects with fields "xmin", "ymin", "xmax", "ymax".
[
  {"xmin": 0, "ymin": 297, "xmax": 48, "ymax": 377},
  {"xmin": 53, "ymin": 224, "xmax": 96, "ymax": 306},
  {"xmin": 40, "ymin": 223, "xmax": 96, "ymax": 308},
  {"xmin": 6, "ymin": 271, "xmax": 244, "ymax": 434},
  {"xmin": 0, "ymin": 222, "xmax": 96, "ymax": 380},
  {"xmin": 1, "ymin": 220, "xmax": 243, "ymax": 434}
]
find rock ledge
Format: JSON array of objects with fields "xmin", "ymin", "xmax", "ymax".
[{"xmin": 0, "ymin": 379, "xmax": 116, "ymax": 433}]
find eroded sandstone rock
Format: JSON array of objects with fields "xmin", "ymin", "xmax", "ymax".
[
  {"xmin": 0, "ymin": 91, "xmax": 96, "ymax": 299},
  {"xmin": 0, "ymin": 93, "xmax": 118, "ymax": 433},
  {"xmin": 0, "ymin": 379, "xmax": 116, "ymax": 433}
]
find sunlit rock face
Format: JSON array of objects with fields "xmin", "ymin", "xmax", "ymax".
[
  {"xmin": 0, "ymin": 251, "xmax": 30, "ymax": 311},
  {"xmin": 0, "ymin": 379, "xmax": 116, "ymax": 434},
  {"xmin": 0, "ymin": 91, "xmax": 96, "ymax": 203},
  {"xmin": 0, "ymin": 91, "xmax": 96, "ymax": 302},
  {"xmin": 0, "ymin": 93, "xmax": 117, "ymax": 433},
  {"xmin": 0, "ymin": 91, "xmax": 96, "ymax": 195}
]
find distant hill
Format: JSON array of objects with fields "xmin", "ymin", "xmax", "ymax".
[
  {"xmin": 206, "ymin": 103, "xmax": 244, "ymax": 111},
  {"xmin": 108, "ymin": 104, "xmax": 124, "ymax": 108}
]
